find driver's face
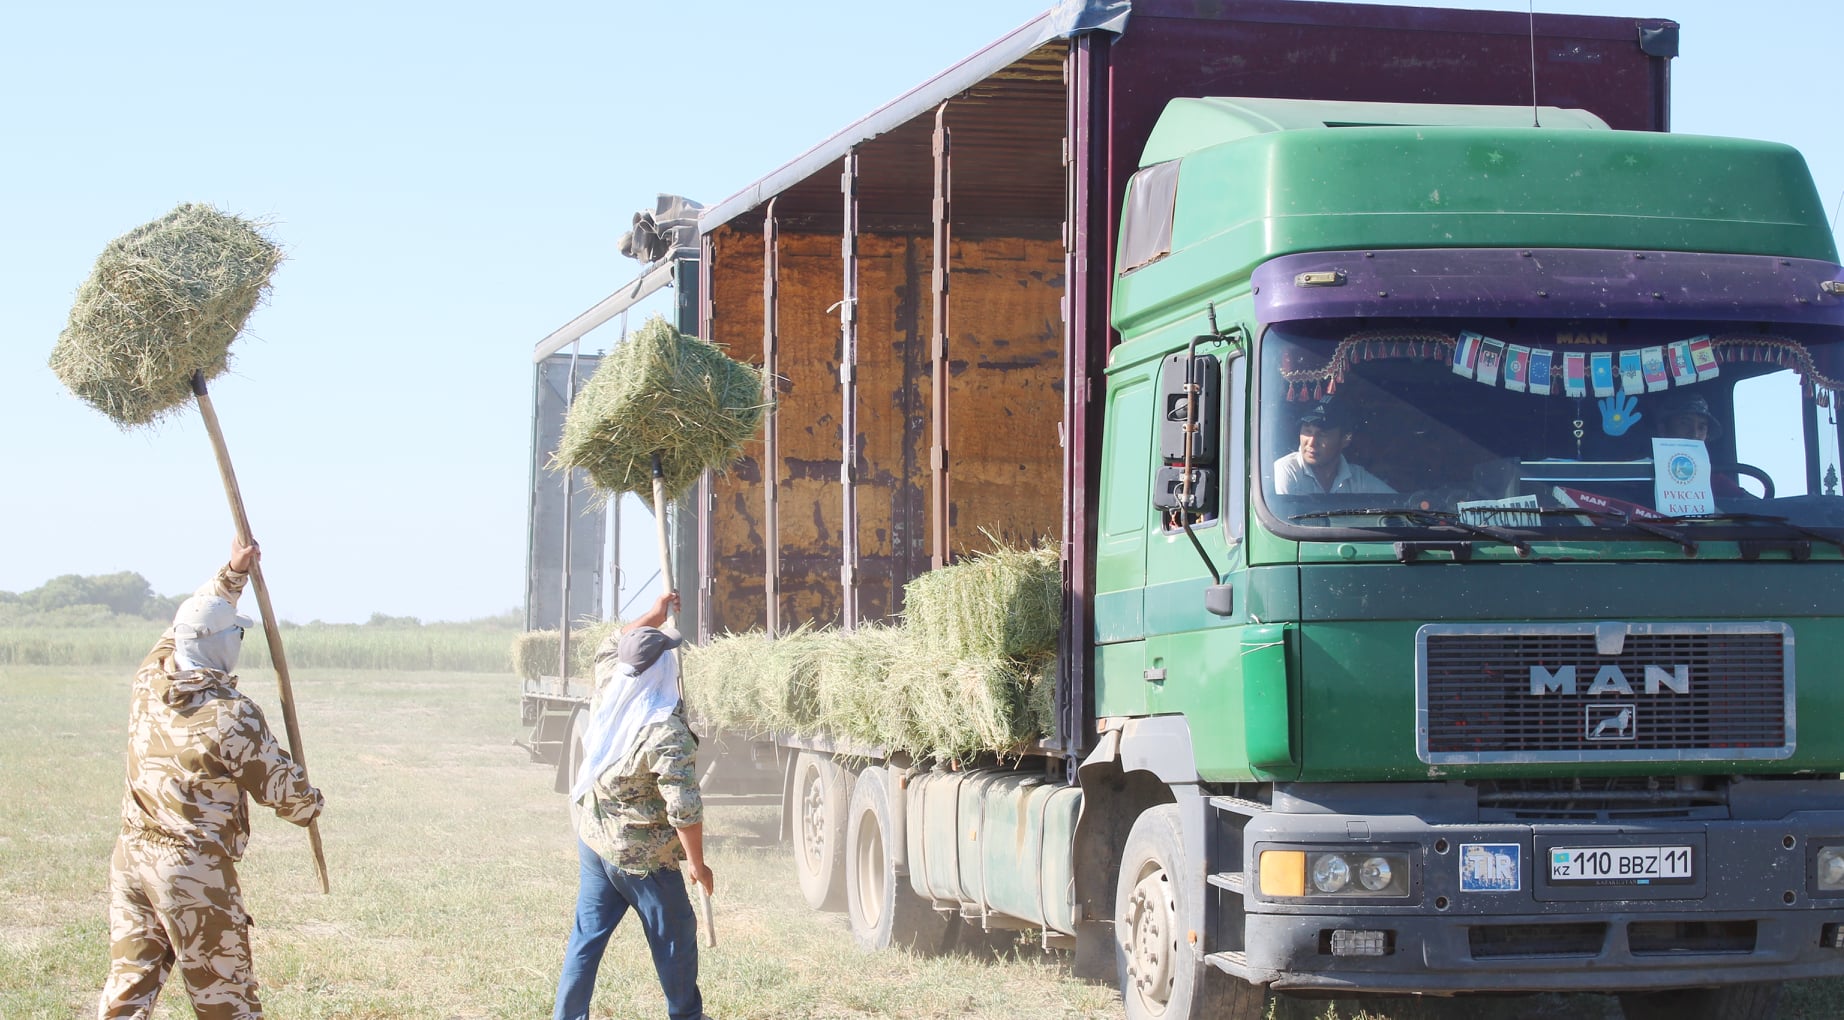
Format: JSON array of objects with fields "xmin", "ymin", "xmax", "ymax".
[
  {"xmin": 1661, "ymin": 413, "xmax": 1709, "ymax": 441},
  {"xmin": 1298, "ymin": 422, "xmax": 1353, "ymax": 466}
]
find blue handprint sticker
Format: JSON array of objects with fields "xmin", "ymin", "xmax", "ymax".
[{"xmin": 1599, "ymin": 394, "xmax": 1642, "ymax": 437}]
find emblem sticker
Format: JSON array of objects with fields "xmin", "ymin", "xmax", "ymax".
[
  {"xmin": 1586, "ymin": 703, "xmax": 1637, "ymax": 741},
  {"xmin": 1460, "ymin": 843, "xmax": 1521, "ymax": 892}
]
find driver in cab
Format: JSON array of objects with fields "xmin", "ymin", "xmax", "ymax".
[{"xmin": 1274, "ymin": 396, "xmax": 1395, "ymax": 495}]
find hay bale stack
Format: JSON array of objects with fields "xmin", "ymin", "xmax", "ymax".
[
  {"xmin": 812, "ymin": 624, "xmax": 912, "ymax": 750},
  {"xmin": 683, "ymin": 626, "xmax": 826, "ymax": 736},
  {"xmin": 556, "ymin": 315, "xmax": 766, "ymax": 499},
  {"xmin": 512, "ymin": 621, "xmax": 622, "ymax": 682},
  {"xmin": 50, "ymin": 203, "xmax": 283, "ymax": 427},
  {"xmin": 903, "ymin": 543, "xmax": 1061, "ymax": 661},
  {"xmin": 683, "ymin": 630, "xmax": 776, "ymax": 734},
  {"xmin": 679, "ymin": 540, "xmax": 1064, "ymax": 760}
]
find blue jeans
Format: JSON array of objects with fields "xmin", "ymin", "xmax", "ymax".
[{"xmin": 554, "ymin": 839, "xmax": 703, "ymax": 1020}]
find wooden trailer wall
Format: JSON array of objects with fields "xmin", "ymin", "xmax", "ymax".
[{"xmin": 704, "ymin": 225, "xmax": 1063, "ymax": 635}]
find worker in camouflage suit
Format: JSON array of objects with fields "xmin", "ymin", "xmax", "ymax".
[
  {"xmin": 554, "ymin": 590, "xmax": 715, "ymax": 1020},
  {"xmin": 99, "ymin": 539, "xmax": 323, "ymax": 1020}
]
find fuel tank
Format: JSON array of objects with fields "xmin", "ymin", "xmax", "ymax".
[{"xmin": 905, "ymin": 768, "xmax": 1080, "ymax": 935}]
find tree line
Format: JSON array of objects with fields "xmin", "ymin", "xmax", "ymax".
[{"xmin": 0, "ymin": 572, "xmax": 177, "ymax": 620}]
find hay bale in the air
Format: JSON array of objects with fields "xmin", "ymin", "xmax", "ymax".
[
  {"xmin": 903, "ymin": 542, "xmax": 1061, "ymax": 661},
  {"xmin": 556, "ymin": 314, "xmax": 765, "ymax": 499},
  {"xmin": 50, "ymin": 203, "xmax": 283, "ymax": 427}
]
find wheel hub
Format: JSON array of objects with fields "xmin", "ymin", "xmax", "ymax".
[
  {"xmin": 799, "ymin": 773, "xmax": 826, "ymax": 871},
  {"xmin": 1125, "ymin": 870, "xmax": 1177, "ymax": 1011}
]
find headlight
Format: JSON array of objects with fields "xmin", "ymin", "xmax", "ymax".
[
  {"xmin": 1817, "ymin": 846, "xmax": 1844, "ymax": 891},
  {"xmin": 1256, "ymin": 849, "xmax": 1414, "ymax": 899},
  {"xmin": 1311, "ymin": 854, "xmax": 1351, "ymax": 893}
]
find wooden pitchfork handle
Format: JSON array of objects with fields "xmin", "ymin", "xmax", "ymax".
[
  {"xmin": 651, "ymin": 453, "xmax": 685, "ymax": 701},
  {"xmin": 190, "ymin": 372, "xmax": 331, "ymax": 894}
]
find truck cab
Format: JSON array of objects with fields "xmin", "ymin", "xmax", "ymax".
[{"xmin": 1098, "ymin": 96, "xmax": 1844, "ymax": 1017}]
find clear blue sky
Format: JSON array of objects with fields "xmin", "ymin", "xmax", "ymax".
[{"xmin": 3, "ymin": 1, "xmax": 1837, "ymax": 623}]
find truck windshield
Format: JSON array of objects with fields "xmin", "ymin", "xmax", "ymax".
[{"xmin": 1256, "ymin": 321, "xmax": 1844, "ymax": 540}]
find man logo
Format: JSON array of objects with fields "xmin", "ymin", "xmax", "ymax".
[
  {"xmin": 1586, "ymin": 704, "xmax": 1637, "ymax": 741},
  {"xmin": 1529, "ymin": 665, "xmax": 1689, "ymax": 696}
]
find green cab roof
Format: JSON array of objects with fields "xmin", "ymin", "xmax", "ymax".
[
  {"xmin": 1113, "ymin": 99, "xmax": 1834, "ymax": 336},
  {"xmin": 1137, "ymin": 97, "xmax": 1611, "ymax": 165}
]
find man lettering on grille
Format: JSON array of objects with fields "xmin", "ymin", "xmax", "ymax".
[
  {"xmin": 554, "ymin": 590, "xmax": 715, "ymax": 1020},
  {"xmin": 99, "ymin": 539, "xmax": 323, "ymax": 1020}
]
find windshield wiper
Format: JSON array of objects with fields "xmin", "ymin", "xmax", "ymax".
[
  {"xmin": 1525, "ymin": 507, "xmax": 1699, "ymax": 556},
  {"xmin": 1661, "ymin": 512, "xmax": 1844, "ymax": 554},
  {"xmin": 1290, "ymin": 507, "xmax": 1533, "ymax": 557}
]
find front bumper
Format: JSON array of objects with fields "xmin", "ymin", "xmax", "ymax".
[{"xmin": 1214, "ymin": 782, "xmax": 1844, "ymax": 993}]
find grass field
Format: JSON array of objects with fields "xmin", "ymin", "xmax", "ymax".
[
  {"xmin": 2, "ymin": 662, "xmax": 1124, "ymax": 1019},
  {"xmin": 0, "ymin": 622, "xmax": 515, "ymax": 672},
  {"xmin": 5, "ymin": 656, "xmax": 1841, "ymax": 1019}
]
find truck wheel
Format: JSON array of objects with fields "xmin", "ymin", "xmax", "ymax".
[
  {"xmin": 1618, "ymin": 983, "xmax": 1782, "ymax": 1020},
  {"xmin": 1116, "ymin": 804, "xmax": 1266, "ymax": 1020},
  {"xmin": 844, "ymin": 765, "xmax": 952, "ymax": 953},
  {"xmin": 554, "ymin": 708, "xmax": 588, "ymax": 795},
  {"xmin": 792, "ymin": 751, "xmax": 852, "ymax": 911}
]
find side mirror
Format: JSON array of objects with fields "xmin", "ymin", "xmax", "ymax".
[
  {"xmin": 1154, "ymin": 466, "xmax": 1215, "ymax": 512},
  {"xmin": 1158, "ymin": 351, "xmax": 1220, "ymax": 465},
  {"xmin": 1204, "ymin": 583, "xmax": 1234, "ymax": 617}
]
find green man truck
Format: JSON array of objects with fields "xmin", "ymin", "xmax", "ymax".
[{"xmin": 524, "ymin": 1, "xmax": 1844, "ymax": 1016}]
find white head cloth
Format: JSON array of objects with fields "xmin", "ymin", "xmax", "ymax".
[
  {"xmin": 170, "ymin": 592, "xmax": 251, "ymax": 675},
  {"xmin": 568, "ymin": 651, "xmax": 680, "ymax": 803}
]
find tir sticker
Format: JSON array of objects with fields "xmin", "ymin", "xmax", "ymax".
[{"xmin": 1460, "ymin": 843, "xmax": 1521, "ymax": 892}]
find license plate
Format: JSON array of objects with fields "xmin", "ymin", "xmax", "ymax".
[{"xmin": 1548, "ymin": 845, "xmax": 1693, "ymax": 883}]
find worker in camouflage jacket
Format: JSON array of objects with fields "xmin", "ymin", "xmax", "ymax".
[
  {"xmin": 99, "ymin": 539, "xmax": 323, "ymax": 1020},
  {"xmin": 554, "ymin": 590, "xmax": 714, "ymax": 1020}
]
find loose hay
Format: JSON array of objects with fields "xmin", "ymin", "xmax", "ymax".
[
  {"xmin": 50, "ymin": 203, "xmax": 283, "ymax": 427},
  {"xmin": 556, "ymin": 314, "xmax": 766, "ymax": 499}
]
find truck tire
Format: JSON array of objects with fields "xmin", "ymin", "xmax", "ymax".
[
  {"xmin": 555, "ymin": 708, "xmax": 588, "ymax": 795},
  {"xmin": 1116, "ymin": 804, "xmax": 1266, "ymax": 1020},
  {"xmin": 844, "ymin": 765, "xmax": 952, "ymax": 953},
  {"xmin": 792, "ymin": 751, "xmax": 852, "ymax": 911},
  {"xmin": 1618, "ymin": 982, "xmax": 1782, "ymax": 1020}
]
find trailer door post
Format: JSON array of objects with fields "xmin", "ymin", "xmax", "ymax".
[
  {"xmin": 931, "ymin": 102, "xmax": 953, "ymax": 570},
  {"xmin": 841, "ymin": 150, "xmax": 862, "ymax": 630},
  {"xmin": 763, "ymin": 198, "xmax": 783, "ymax": 635}
]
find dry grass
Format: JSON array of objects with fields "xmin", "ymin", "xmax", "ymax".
[
  {"xmin": 49, "ymin": 203, "xmax": 282, "ymax": 427},
  {"xmin": 0, "ymin": 663, "xmax": 1123, "ymax": 1019},
  {"xmin": 555, "ymin": 314, "xmax": 765, "ymax": 501},
  {"xmin": 5, "ymin": 658, "xmax": 1834, "ymax": 1019}
]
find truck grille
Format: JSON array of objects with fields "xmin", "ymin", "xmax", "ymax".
[{"xmin": 1417, "ymin": 623, "xmax": 1793, "ymax": 765}]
